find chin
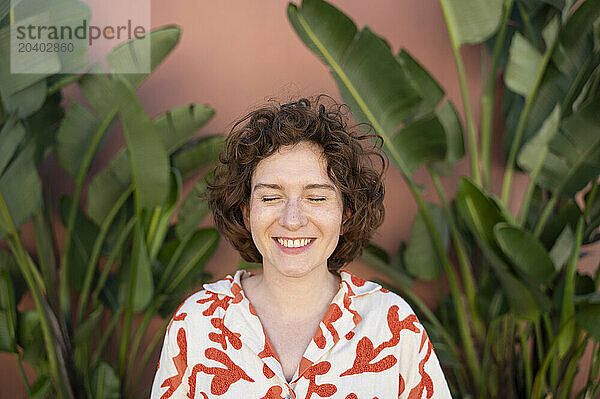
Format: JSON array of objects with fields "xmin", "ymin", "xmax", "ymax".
[{"xmin": 274, "ymin": 262, "xmax": 322, "ymax": 278}]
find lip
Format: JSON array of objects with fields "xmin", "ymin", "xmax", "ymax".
[{"xmin": 272, "ymin": 237, "xmax": 316, "ymax": 254}]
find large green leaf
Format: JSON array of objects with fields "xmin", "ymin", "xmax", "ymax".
[
  {"xmin": 56, "ymin": 100, "xmax": 101, "ymax": 179},
  {"xmin": 396, "ymin": 49, "xmax": 444, "ymax": 118},
  {"xmin": 17, "ymin": 309, "xmax": 44, "ymax": 364},
  {"xmin": 175, "ymin": 170, "xmax": 212, "ymax": 240},
  {"xmin": 502, "ymin": 66, "xmax": 569, "ymax": 160},
  {"xmin": 12, "ymin": 0, "xmax": 90, "ymax": 72},
  {"xmin": 548, "ymin": 225, "xmax": 574, "ymax": 271},
  {"xmin": 404, "ymin": 202, "xmax": 449, "ymax": 280},
  {"xmin": 25, "ymin": 91, "xmax": 64, "ymax": 164},
  {"xmin": 72, "ymin": 305, "xmax": 103, "ymax": 345},
  {"xmin": 431, "ymin": 100, "xmax": 465, "ymax": 174},
  {"xmin": 558, "ymin": 216, "xmax": 583, "ymax": 356},
  {"xmin": 0, "ymin": 249, "xmax": 25, "ymax": 304},
  {"xmin": 494, "ymin": 223, "xmax": 556, "ymax": 285},
  {"xmin": 0, "ymin": 26, "xmax": 49, "ymax": 99},
  {"xmin": 0, "ymin": 264, "xmax": 16, "ymax": 352},
  {"xmin": 79, "ymin": 27, "xmax": 181, "ymax": 117},
  {"xmin": 108, "ymin": 26, "xmax": 181, "ymax": 89},
  {"xmin": 0, "ymin": 0, "xmax": 89, "ymax": 118},
  {"xmin": 117, "ymin": 78, "xmax": 169, "ymax": 210},
  {"xmin": 90, "ymin": 361, "xmax": 120, "ymax": 399},
  {"xmin": 391, "ymin": 113, "xmax": 447, "ymax": 174},
  {"xmin": 455, "ymin": 178, "xmax": 541, "ymax": 320},
  {"xmin": 576, "ymin": 303, "xmax": 600, "ymax": 341},
  {"xmin": 172, "ymin": 135, "xmax": 224, "ymax": 178},
  {"xmin": 29, "ymin": 376, "xmax": 52, "ymax": 399},
  {"xmin": 553, "ymin": 0, "xmax": 600, "ymax": 81},
  {"xmin": 157, "ymin": 228, "xmax": 218, "ymax": 317},
  {"xmin": 543, "ymin": 97, "xmax": 600, "ymax": 197},
  {"xmin": 86, "ymin": 105, "xmax": 215, "ymax": 226},
  {"xmin": 129, "ymin": 223, "xmax": 153, "ymax": 313},
  {"xmin": 539, "ymin": 199, "xmax": 582, "ymax": 248},
  {"xmin": 155, "ymin": 104, "xmax": 215, "ymax": 152},
  {"xmin": 58, "ymin": 195, "xmax": 100, "ymax": 291},
  {"xmin": 394, "ymin": 50, "xmax": 464, "ymax": 173},
  {"xmin": 517, "ymin": 104, "xmax": 561, "ymax": 173},
  {"xmin": 158, "ymin": 228, "xmax": 219, "ymax": 295},
  {"xmin": 0, "ymin": 140, "xmax": 41, "ymax": 240},
  {"xmin": 1, "ymin": 78, "xmax": 47, "ymax": 119},
  {"xmin": 505, "ymin": 33, "xmax": 544, "ymax": 96},
  {"xmin": 146, "ymin": 169, "xmax": 182, "ymax": 260},
  {"xmin": 0, "ymin": 118, "xmax": 25, "ymax": 176},
  {"xmin": 454, "ymin": 177, "xmax": 507, "ymax": 251},
  {"xmin": 439, "ymin": 0, "xmax": 504, "ymax": 44},
  {"xmin": 288, "ymin": 0, "xmax": 423, "ymax": 174},
  {"xmin": 497, "ymin": 268, "xmax": 541, "ymax": 321}
]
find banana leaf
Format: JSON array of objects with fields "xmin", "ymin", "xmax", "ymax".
[
  {"xmin": 116, "ymin": 78, "xmax": 170, "ymax": 210},
  {"xmin": 0, "ymin": 263, "xmax": 17, "ymax": 352},
  {"xmin": 404, "ymin": 202, "xmax": 449, "ymax": 280},
  {"xmin": 540, "ymin": 97, "xmax": 600, "ymax": 197},
  {"xmin": 90, "ymin": 361, "xmax": 120, "ymax": 399},
  {"xmin": 439, "ymin": 0, "xmax": 504, "ymax": 45},
  {"xmin": 175, "ymin": 170, "xmax": 212, "ymax": 239},
  {"xmin": 0, "ymin": 140, "xmax": 41, "ymax": 240},
  {"xmin": 86, "ymin": 105, "xmax": 216, "ymax": 226}
]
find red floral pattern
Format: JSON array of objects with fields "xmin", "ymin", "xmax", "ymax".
[{"xmin": 151, "ymin": 269, "xmax": 451, "ymax": 398}]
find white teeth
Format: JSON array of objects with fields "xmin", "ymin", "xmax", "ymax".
[{"xmin": 276, "ymin": 238, "xmax": 312, "ymax": 248}]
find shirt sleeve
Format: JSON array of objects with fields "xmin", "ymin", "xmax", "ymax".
[
  {"xmin": 398, "ymin": 320, "xmax": 452, "ymax": 399},
  {"xmin": 150, "ymin": 317, "xmax": 190, "ymax": 399}
]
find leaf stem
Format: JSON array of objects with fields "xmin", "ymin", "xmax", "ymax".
[
  {"xmin": 129, "ymin": 322, "xmax": 168, "ymax": 399},
  {"xmin": 500, "ymin": 24, "xmax": 559, "ymax": 206},
  {"xmin": 517, "ymin": 147, "xmax": 548, "ymax": 226},
  {"xmin": 76, "ymin": 187, "xmax": 132, "ymax": 324},
  {"xmin": 430, "ymin": 167, "xmax": 484, "ymax": 338},
  {"xmin": 14, "ymin": 352, "xmax": 31, "ymax": 394},
  {"xmin": 438, "ymin": 0, "xmax": 482, "ymax": 186},
  {"xmin": 481, "ymin": 0, "xmax": 515, "ymax": 190},
  {"xmin": 59, "ymin": 109, "xmax": 117, "ymax": 325},
  {"xmin": 0, "ymin": 192, "xmax": 72, "ymax": 399},
  {"xmin": 517, "ymin": 323, "xmax": 533, "ymax": 398}
]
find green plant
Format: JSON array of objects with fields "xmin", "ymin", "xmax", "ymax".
[
  {"xmin": 0, "ymin": 1, "xmax": 224, "ymax": 397},
  {"xmin": 288, "ymin": 0, "xmax": 600, "ymax": 397}
]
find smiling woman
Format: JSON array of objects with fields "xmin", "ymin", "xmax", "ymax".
[{"xmin": 150, "ymin": 96, "xmax": 452, "ymax": 398}]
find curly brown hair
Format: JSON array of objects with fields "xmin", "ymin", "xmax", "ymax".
[{"xmin": 206, "ymin": 95, "xmax": 387, "ymax": 274}]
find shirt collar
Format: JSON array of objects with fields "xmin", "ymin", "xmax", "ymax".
[
  {"xmin": 202, "ymin": 268, "xmax": 382, "ymax": 299},
  {"xmin": 202, "ymin": 268, "xmax": 382, "ymax": 385}
]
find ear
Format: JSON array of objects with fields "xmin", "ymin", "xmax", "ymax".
[{"xmin": 241, "ymin": 204, "xmax": 250, "ymax": 231}]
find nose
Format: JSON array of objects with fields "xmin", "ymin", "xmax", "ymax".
[{"xmin": 278, "ymin": 199, "xmax": 308, "ymax": 230}]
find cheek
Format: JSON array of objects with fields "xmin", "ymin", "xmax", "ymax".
[
  {"xmin": 249, "ymin": 207, "xmax": 272, "ymax": 234},
  {"xmin": 316, "ymin": 207, "xmax": 344, "ymax": 233}
]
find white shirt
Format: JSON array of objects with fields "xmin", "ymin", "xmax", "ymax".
[{"xmin": 151, "ymin": 269, "xmax": 452, "ymax": 398}]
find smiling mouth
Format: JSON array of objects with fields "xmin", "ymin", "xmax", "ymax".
[{"xmin": 274, "ymin": 237, "xmax": 315, "ymax": 248}]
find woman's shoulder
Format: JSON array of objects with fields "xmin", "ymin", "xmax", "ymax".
[
  {"xmin": 166, "ymin": 269, "xmax": 248, "ymax": 324},
  {"xmin": 339, "ymin": 269, "xmax": 416, "ymax": 318}
]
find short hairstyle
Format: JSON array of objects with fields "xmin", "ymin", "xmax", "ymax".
[{"xmin": 206, "ymin": 95, "xmax": 387, "ymax": 274}]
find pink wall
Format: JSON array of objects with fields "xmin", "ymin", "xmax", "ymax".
[{"xmin": 1, "ymin": 0, "xmax": 597, "ymax": 397}]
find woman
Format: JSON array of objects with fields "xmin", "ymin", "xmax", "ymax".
[{"xmin": 151, "ymin": 97, "xmax": 451, "ymax": 398}]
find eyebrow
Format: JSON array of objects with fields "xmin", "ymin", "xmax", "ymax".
[{"xmin": 253, "ymin": 183, "xmax": 337, "ymax": 192}]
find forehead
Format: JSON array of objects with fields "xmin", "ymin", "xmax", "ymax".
[{"xmin": 251, "ymin": 142, "xmax": 331, "ymax": 186}]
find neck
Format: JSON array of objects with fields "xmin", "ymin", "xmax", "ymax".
[{"xmin": 249, "ymin": 265, "xmax": 341, "ymax": 322}]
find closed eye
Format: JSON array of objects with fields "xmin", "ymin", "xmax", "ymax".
[
  {"xmin": 308, "ymin": 197, "xmax": 326, "ymax": 202},
  {"xmin": 261, "ymin": 197, "xmax": 280, "ymax": 202}
]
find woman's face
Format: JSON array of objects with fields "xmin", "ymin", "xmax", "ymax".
[{"xmin": 243, "ymin": 141, "xmax": 344, "ymax": 277}]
